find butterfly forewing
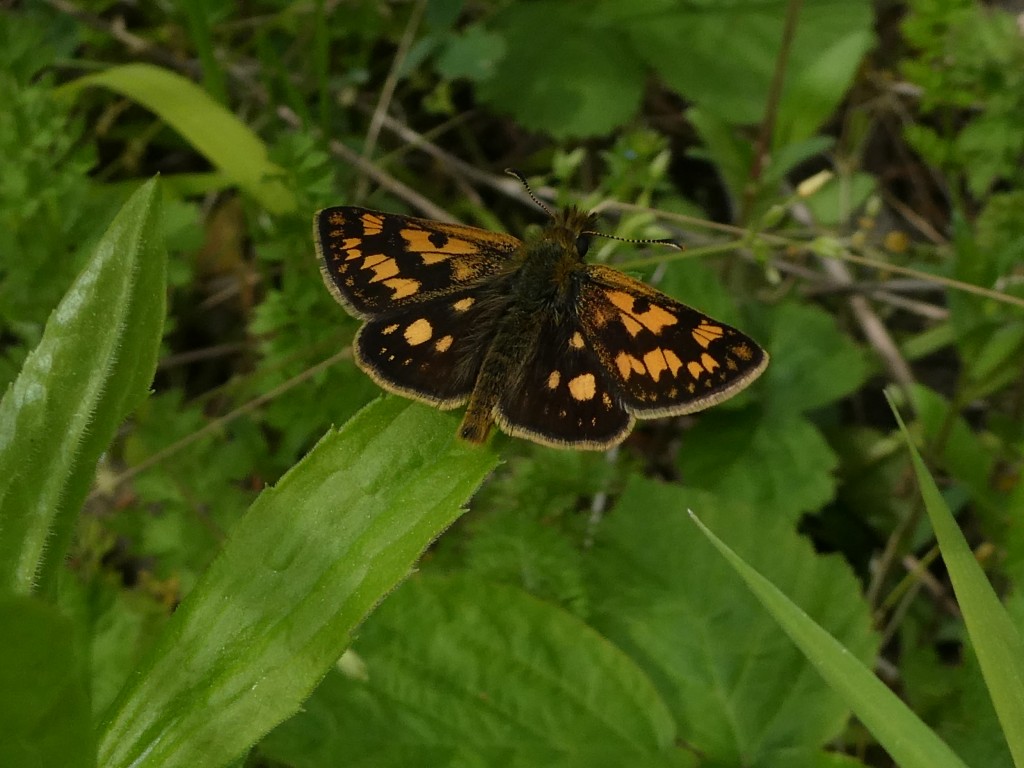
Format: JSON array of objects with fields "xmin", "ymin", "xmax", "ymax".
[
  {"xmin": 577, "ymin": 265, "xmax": 769, "ymax": 417},
  {"xmin": 495, "ymin": 314, "xmax": 633, "ymax": 449},
  {"xmin": 315, "ymin": 206, "xmax": 521, "ymax": 316}
]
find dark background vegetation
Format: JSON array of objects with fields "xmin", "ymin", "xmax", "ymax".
[{"xmin": 2, "ymin": 0, "xmax": 1023, "ymax": 766}]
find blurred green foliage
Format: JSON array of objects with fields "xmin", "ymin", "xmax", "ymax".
[{"xmin": 0, "ymin": 1, "xmax": 1022, "ymax": 767}]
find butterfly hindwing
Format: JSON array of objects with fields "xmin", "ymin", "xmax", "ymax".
[
  {"xmin": 495, "ymin": 313, "xmax": 633, "ymax": 449},
  {"xmin": 314, "ymin": 206, "xmax": 522, "ymax": 317},
  {"xmin": 354, "ymin": 287, "xmax": 501, "ymax": 408},
  {"xmin": 577, "ymin": 264, "xmax": 769, "ymax": 417}
]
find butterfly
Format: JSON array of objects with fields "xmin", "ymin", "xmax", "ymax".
[{"xmin": 314, "ymin": 175, "xmax": 768, "ymax": 450}]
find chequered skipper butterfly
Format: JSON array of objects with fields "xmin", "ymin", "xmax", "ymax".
[{"xmin": 314, "ymin": 174, "xmax": 768, "ymax": 450}]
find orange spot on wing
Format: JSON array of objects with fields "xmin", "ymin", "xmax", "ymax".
[
  {"xmin": 700, "ymin": 353, "xmax": 720, "ymax": 373},
  {"xmin": 383, "ymin": 278, "xmax": 420, "ymax": 299},
  {"xmin": 615, "ymin": 352, "xmax": 646, "ymax": 380},
  {"xmin": 664, "ymin": 349, "xmax": 684, "ymax": 376},
  {"xmin": 568, "ymin": 373, "xmax": 597, "ymax": 401},
  {"xmin": 404, "ymin": 318, "xmax": 433, "ymax": 346},
  {"xmin": 643, "ymin": 350, "xmax": 668, "ymax": 382},
  {"xmin": 620, "ymin": 314, "xmax": 643, "ymax": 336},
  {"xmin": 368, "ymin": 258, "xmax": 400, "ymax": 282},
  {"xmin": 693, "ymin": 321, "xmax": 724, "ymax": 348},
  {"xmin": 687, "ymin": 361, "xmax": 704, "ymax": 379}
]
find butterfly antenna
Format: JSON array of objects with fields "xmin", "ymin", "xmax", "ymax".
[
  {"xmin": 505, "ymin": 168, "xmax": 554, "ymax": 218},
  {"xmin": 583, "ymin": 230, "xmax": 683, "ymax": 251}
]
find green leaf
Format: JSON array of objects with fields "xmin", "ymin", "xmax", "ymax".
[
  {"xmin": 97, "ymin": 398, "xmax": 498, "ymax": 768},
  {"xmin": 621, "ymin": 0, "xmax": 873, "ymax": 141},
  {"xmin": 437, "ymin": 25, "xmax": 507, "ymax": 81},
  {"xmin": 890, "ymin": 394, "xmax": 1024, "ymax": 767},
  {"xmin": 760, "ymin": 302, "xmax": 868, "ymax": 417},
  {"xmin": 0, "ymin": 177, "xmax": 166, "ymax": 595},
  {"xmin": 0, "ymin": 596, "xmax": 95, "ymax": 768},
  {"xmin": 686, "ymin": 106, "xmax": 754, "ymax": 203},
  {"xmin": 260, "ymin": 574, "xmax": 683, "ymax": 768},
  {"xmin": 678, "ymin": 410, "xmax": 838, "ymax": 521},
  {"xmin": 56, "ymin": 63, "xmax": 295, "ymax": 214},
  {"xmin": 687, "ymin": 508, "xmax": 971, "ymax": 768},
  {"xmin": 587, "ymin": 478, "xmax": 877, "ymax": 765},
  {"xmin": 477, "ymin": 2, "xmax": 645, "ymax": 138}
]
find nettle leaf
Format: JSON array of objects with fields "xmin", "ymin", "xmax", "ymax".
[
  {"xmin": 477, "ymin": 2, "xmax": 645, "ymax": 138},
  {"xmin": 759, "ymin": 302, "xmax": 868, "ymax": 418},
  {"xmin": 259, "ymin": 574, "xmax": 684, "ymax": 768},
  {"xmin": 586, "ymin": 478, "xmax": 878, "ymax": 766},
  {"xmin": 678, "ymin": 407, "xmax": 838, "ymax": 521},
  {"xmin": 677, "ymin": 302, "xmax": 864, "ymax": 519}
]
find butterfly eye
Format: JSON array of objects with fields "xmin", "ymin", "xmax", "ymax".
[{"xmin": 575, "ymin": 234, "xmax": 592, "ymax": 258}]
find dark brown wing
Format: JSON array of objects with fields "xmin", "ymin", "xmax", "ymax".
[
  {"xmin": 495, "ymin": 313, "xmax": 633, "ymax": 450},
  {"xmin": 577, "ymin": 264, "xmax": 768, "ymax": 417},
  {"xmin": 314, "ymin": 206, "xmax": 521, "ymax": 318},
  {"xmin": 354, "ymin": 287, "xmax": 504, "ymax": 409}
]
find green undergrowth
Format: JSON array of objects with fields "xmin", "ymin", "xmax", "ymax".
[{"xmin": 1, "ymin": 1, "xmax": 1023, "ymax": 767}]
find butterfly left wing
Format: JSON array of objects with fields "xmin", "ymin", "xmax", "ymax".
[
  {"xmin": 354, "ymin": 286, "xmax": 505, "ymax": 408},
  {"xmin": 314, "ymin": 206, "xmax": 522, "ymax": 317},
  {"xmin": 577, "ymin": 264, "xmax": 768, "ymax": 418}
]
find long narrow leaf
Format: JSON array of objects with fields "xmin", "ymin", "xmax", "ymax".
[
  {"xmin": 689, "ymin": 511, "xmax": 970, "ymax": 768},
  {"xmin": 56, "ymin": 63, "xmax": 295, "ymax": 214},
  {"xmin": 889, "ymin": 393, "xmax": 1024, "ymax": 766},
  {"xmin": 0, "ymin": 178, "xmax": 165, "ymax": 595},
  {"xmin": 98, "ymin": 398, "xmax": 498, "ymax": 768}
]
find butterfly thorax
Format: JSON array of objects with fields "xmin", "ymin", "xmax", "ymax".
[{"xmin": 458, "ymin": 208, "xmax": 598, "ymax": 442}]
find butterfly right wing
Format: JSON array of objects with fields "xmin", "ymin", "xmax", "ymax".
[
  {"xmin": 493, "ymin": 312, "xmax": 634, "ymax": 449},
  {"xmin": 576, "ymin": 264, "xmax": 768, "ymax": 418},
  {"xmin": 314, "ymin": 206, "xmax": 522, "ymax": 317}
]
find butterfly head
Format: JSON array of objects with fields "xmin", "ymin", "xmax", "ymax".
[
  {"xmin": 505, "ymin": 168, "xmax": 681, "ymax": 258},
  {"xmin": 549, "ymin": 206, "xmax": 600, "ymax": 259}
]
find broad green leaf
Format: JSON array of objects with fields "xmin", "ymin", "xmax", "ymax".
[
  {"xmin": 0, "ymin": 178, "xmax": 165, "ymax": 595},
  {"xmin": 678, "ymin": 410, "xmax": 837, "ymax": 521},
  {"xmin": 437, "ymin": 25, "xmax": 507, "ymax": 81},
  {"xmin": 0, "ymin": 596, "xmax": 95, "ymax": 768},
  {"xmin": 619, "ymin": 0, "xmax": 873, "ymax": 142},
  {"xmin": 760, "ymin": 302, "xmax": 868, "ymax": 417},
  {"xmin": 587, "ymin": 478, "xmax": 877, "ymax": 766},
  {"xmin": 478, "ymin": 2, "xmax": 645, "ymax": 138},
  {"xmin": 687, "ymin": 509, "xmax": 970, "ymax": 768},
  {"xmin": 56, "ymin": 63, "xmax": 295, "ymax": 214},
  {"xmin": 98, "ymin": 398, "xmax": 498, "ymax": 768},
  {"xmin": 260, "ymin": 574, "xmax": 684, "ymax": 768},
  {"xmin": 890, "ymin": 395, "xmax": 1024, "ymax": 767}
]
